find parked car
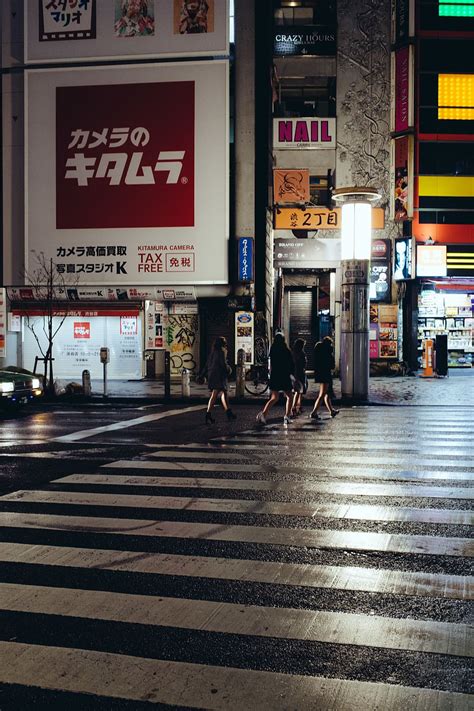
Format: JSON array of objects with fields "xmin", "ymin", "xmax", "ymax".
[{"xmin": 0, "ymin": 367, "xmax": 43, "ymax": 407}]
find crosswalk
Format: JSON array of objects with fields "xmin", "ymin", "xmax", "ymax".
[{"xmin": 0, "ymin": 407, "xmax": 472, "ymax": 708}]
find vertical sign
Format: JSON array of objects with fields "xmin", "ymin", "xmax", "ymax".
[
  {"xmin": 0, "ymin": 289, "xmax": 6, "ymax": 357},
  {"xmin": 234, "ymin": 311, "xmax": 254, "ymax": 365},
  {"xmin": 237, "ymin": 238, "xmax": 254, "ymax": 282}
]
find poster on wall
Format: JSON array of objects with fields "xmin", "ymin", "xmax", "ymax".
[
  {"xmin": 145, "ymin": 301, "xmax": 166, "ymax": 349},
  {"xmin": 39, "ymin": 0, "xmax": 96, "ymax": 42},
  {"xmin": 378, "ymin": 304, "xmax": 398, "ymax": 359},
  {"xmin": 235, "ymin": 311, "xmax": 254, "ymax": 365},
  {"xmin": 173, "ymin": 0, "xmax": 214, "ymax": 34},
  {"xmin": 26, "ymin": 61, "xmax": 228, "ymax": 286},
  {"xmin": 25, "ymin": 0, "xmax": 228, "ymax": 62},
  {"xmin": 370, "ymin": 239, "xmax": 391, "ymax": 303},
  {"xmin": 391, "ymin": 135, "xmax": 414, "ymax": 221}
]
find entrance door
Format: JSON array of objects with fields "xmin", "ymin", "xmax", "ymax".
[{"xmin": 289, "ymin": 289, "xmax": 319, "ymax": 370}]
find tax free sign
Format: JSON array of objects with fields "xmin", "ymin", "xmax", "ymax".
[{"xmin": 25, "ymin": 61, "xmax": 229, "ymax": 286}]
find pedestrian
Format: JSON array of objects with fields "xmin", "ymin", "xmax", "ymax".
[
  {"xmin": 310, "ymin": 336, "xmax": 339, "ymax": 419},
  {"xmin": 256, "ymin": 332, "xmax": 294, "ymax": 426},
  {"xmin": 204, "ymin": 336, "xmax": 237, "ymax": 424},
  {"xmin": 291, "ymin": 338, "xmax": 307, "ymax": 417}
]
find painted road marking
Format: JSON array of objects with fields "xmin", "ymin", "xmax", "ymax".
[
  {"xmin": 0, "ymin": 512, "xmax": 471, "ymax": 557},
  {"xmin": 5, "ymin": 490, "xmax": 471, "ymax": 526},
  {"xmin": 53, "ymin": 405, "xmax": 204, "ymax": 443},
  {"xmin": 0, "ymin": 583, "xmax": 470, "ymax": 657},
  {"xmin": 0, "ymin": 543, "xmax": 470, "ymax": 601}
]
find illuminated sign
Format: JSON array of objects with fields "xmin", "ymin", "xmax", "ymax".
[
  {"xmin": 393, "ymin": 238, "xmax": 414, "ymax": 280},
  {"xmin": 439, "ymin": 0, "xmax": 474, "ymax": 17},
  {"xmin": 274, "ymin": 207, "xmax": 385, "ymax": 230},
  {"xmin": 438, "ymin": 74, "xmax": 474, "ymax": 120},
  {"xmin": 416, "ymin": 245, "xmax": 447, "ymax": 277},
  {"xmin": 273, "ymin": 118, "xmax": 336, "ymax": 150}
]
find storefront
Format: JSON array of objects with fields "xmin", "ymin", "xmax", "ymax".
[{"xmin": 415, "ymin": 245, "xmax": 474, "ymax": 370}]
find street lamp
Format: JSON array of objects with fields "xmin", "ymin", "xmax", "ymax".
[{"xmin": 333, "ymin": 186, "xmax": 381, "ymax": 402}]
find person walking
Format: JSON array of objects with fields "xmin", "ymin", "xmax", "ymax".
[
  {"xmin": 205, "ymin": 336, "xmax": 237, "ymax": 424},
  {"xmin": 291, "ymin": 338, "xmax": 307, "ymax": 417},
  {"xmin": 310, "ymin": 336, "xmax": 339, "ymax": 419},
  {"xmin": 256, "ymin": 332, "xmax": 294, "ymax": 426}
]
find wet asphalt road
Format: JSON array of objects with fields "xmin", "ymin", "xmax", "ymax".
[{"xmin": 0, "ymin": 400, "xmax": 472, "ymax": 709}]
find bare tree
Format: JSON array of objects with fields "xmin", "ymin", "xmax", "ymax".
[{"xmin": 23, "ymin": 251, "xmax": 79, "ymax": 396}]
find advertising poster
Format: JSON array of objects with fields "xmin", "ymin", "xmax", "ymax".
[
  {"xmin": 39, "ymin": 0, "xmax": 96, "ymax": 42},
  {"xmin": 273, "ymin": 169, "xmax": 309, "ymax": 204},
  {"xmin": 378, "ymin": 304, "xmax": 398, "ymax": 358},
  {"xmin": 235, "ymin": 311, "xmax": 254, "ymax": 365},
  {"xmin": 26, "ymin": 62, "xmax": 228, "ymax": 286},
  {"xmin": 370, "ymin": 239, "xmax": 391, "ymax": 303},
  {"xmin": 26, "ymin": 0, "xmax": 228, "ymax": 62},
  {"xmin": 394, "ymin": 237, "xmax": 414, "ymax": 280},
  {"xmin": 392, "ymin": 135, "xmax": 413, "ymax": 221}
]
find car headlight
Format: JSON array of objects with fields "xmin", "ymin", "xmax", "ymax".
[
  {"xmin": 0, "ymin": 382, "xmax": 14, "ymax": 393},
  {"xmin": 32, "ymin": 378, "xmax": 41, "ymax": 389}
]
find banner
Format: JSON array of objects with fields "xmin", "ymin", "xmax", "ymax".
[{"xmin": 391, "ymin": 135, "xmax": 414, "ymax": 221}]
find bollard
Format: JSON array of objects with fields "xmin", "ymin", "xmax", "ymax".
[
  {"xmin": 235, "ymin": 347, "xmax": 246, "ymax": 398},
  {"xmin": 82, "ymin": 369, "xmax": 91, "ymax": 397},
  {"xmin": 181, "ymin": 368, "xmax": 191, "ymax": 397}
]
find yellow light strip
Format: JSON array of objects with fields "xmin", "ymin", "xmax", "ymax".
[
  {"xmin": 418, "ymin": 176, "xmax": 474, "ymax": 197},
  {"xmin": 438, "ymin": 74, "xmax": 474, "ymax": 120}
]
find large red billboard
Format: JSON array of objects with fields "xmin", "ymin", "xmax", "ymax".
[{"xmin": 56, "ymin": 81, "xmax": 195, "ymax": 229}]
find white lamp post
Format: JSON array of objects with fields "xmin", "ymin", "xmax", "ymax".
[{"xmin": 333, "ymin": 187, "xmax": 381, "ymax": 402}]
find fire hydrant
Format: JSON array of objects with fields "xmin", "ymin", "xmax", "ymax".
[{"xmin": 181, "ymin": 368, "xmax": 191, "ymax": 397}]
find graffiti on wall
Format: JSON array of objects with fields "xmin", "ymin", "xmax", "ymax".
[{"xmin": 165, "ymin": 314, "xmax": 199, "ymax": 375}]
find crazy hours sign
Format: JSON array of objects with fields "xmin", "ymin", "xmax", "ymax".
[{"xmin": 26, "ymin": 61, "xmax": 229, "ymax": 286}]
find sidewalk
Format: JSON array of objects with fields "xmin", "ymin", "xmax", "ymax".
[{"xmin": 80, "ymin": 369, "xmax": 474, "ymax": 408}]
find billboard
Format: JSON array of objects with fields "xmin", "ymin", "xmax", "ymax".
[
  {"xmin": 26, "ymin": 61, "xmax": 229, "ymax": 286},
  {"xmin": 391, "ymin": 134, "xmax": 414, "ymax": 221},
  {"xmin": 25, "ymin": 0, "xmax": 228, "ymax": 63}
]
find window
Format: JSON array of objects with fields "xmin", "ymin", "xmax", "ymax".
[
  {"xmin": 273, "ymin": 1, "xmax": 336, "ymax": 25},
  {"xmin": 273, "ymin": 77, "xmax": 336, "ymax": 118}
]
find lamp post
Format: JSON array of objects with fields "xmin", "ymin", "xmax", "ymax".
[{"xmin": 332, "ymin": 187, "xmax": 381, "ymax": 402}]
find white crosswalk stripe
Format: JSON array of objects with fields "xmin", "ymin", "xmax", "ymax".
[{"xmin": 0, "ymin": 407, "xmax": 471, "ymax": 707}]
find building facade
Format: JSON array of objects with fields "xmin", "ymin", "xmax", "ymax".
[{"xmin": 2, "ymin": 1, "xmax": 472, "ymax": 382}]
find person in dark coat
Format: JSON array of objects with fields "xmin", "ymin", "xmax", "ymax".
[
  {"xmin": 205, "ymin": 336, "xmax": 236, "ymax": 424},
  {"xmin": 310, "ymin": 336, "xmax": 339, "ymax": 419},
  {"xmin": 291, "ymin": 338, "xmax": 307, "ymax": 417},
  {"xmin": 256, "ymin": 332, "xmax": 294, "ymax": 426}
]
